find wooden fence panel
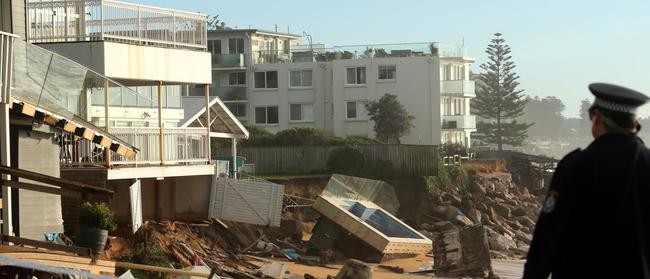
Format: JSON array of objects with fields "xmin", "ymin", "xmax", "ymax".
[{"xmin": 217, "ymin": 145, "xmax": 438, "ymax": 177}]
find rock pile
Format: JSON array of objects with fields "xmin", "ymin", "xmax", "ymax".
[{"xmin": 425, "ymin": 170, "xmax": 545, "ymax": 259}]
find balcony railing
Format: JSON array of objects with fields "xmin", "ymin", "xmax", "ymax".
[
  {"xmin": 442, "ymin": 115, "xmax": 477, "ymax": 130},
  {"xmin": 1, "ymin": 31, "xmax": 18, "ymax": 104},
  {"xmin": 212, "ymin": 53, "xmax": 246, "ymax": 68},
  {"xmin": 27, "ymin": 0, "xmax": 207, "ymax": 50},
  {"xmin": 249, "ymin": 42, "xmax": 468, "ymax": 65},
  {"xmin": 441, "ymin": 80, "xmax": 475, "ymax": 97},
  {"xmin": 60, "ymin": 127, "xmax": 209, "ymax": 166}
]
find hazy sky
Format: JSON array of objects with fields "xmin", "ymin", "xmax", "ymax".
[{"xmin": 135, "ymin": 0, "xmax": 650, "ymax": 118}]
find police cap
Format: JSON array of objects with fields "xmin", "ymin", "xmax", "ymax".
[{"xmin": 589, "ymin": 83, "xmax": 649, "ymax": 115}]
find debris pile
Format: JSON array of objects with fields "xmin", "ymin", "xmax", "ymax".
[{"xmin": 422, "ymin": 165, "xmax": 544, "ymax": 261}]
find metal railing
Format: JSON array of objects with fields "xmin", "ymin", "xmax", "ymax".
[
  {"xmin": 0, "ymin": 31, "xmax": 18, "ymax": 104},
  {"xmin": 60, "ymin": 127, "xmax": 209, "ymax": 166},
  {"xmin": 27, "ymin": 0, "xmax": 207, "ymax": 50},
  {"xmin": 248, "ymin": 42, "xmax": 468, "ymax": 64},
  {"xmin": 442, "ymin": 115, "xmax": 477, "ymax": 130},
  {"xmin": 441, "ymin": 80, "xmax": 475, "ymax": 97}
]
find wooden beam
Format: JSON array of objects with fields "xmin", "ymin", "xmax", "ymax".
[
  {"xmin": 0, "ymin": 165, "xmax": 113, "ymax": 196},
  {"xmin": 213, "ymin": 110, "xmax": 238, "ymax": 135},
  {"xmin": 0, "ymin": 179, "xmax": 83, "ymax": 199},
  {"xmin": 63, "ymin": 122, "xmax": 77, "ymax": 134},
  {"xmin": 169, "ymin": 183, "xmax": 176, "ymax": 221},
  {"xmin": 20, "ymin": 102, "xmax": 36, "ymax": 117},
  {"xmin": 115, "ymin": 261, "xmax": 210, "ymax": 277},
  {"xmin": 1, "ymin": 235, "xmax": 91, "ymax": 256}
]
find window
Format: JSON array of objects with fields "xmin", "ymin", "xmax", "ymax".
[
  {"xmin": 229, "ymin": 72, "xmax": 246, "ymax": 85},
  {"xmin": 226, "ymin": 104, "xmax": 246, "ymax": 117},
  {"xmin": 378, "ymin": 65, "xmax": 396, "ymax": 80},
  {"xmin": 208, "ymin": 39, "xmax": 221, "ymax": 55},
  {"xmin": 289, "ymin": 70, "xmax": 313, "ymax": 88},
  {"xmin": 346, "ymin": 101, "xmax": 368, "ymax": 119},
  {"xmin": 346, "ymin": 67, "xmax": 366, "ymax": 85},
  {"xmin": 255, "ymin": 106, "xmax": 279, "ymax": 124},
  {"xmin": 254, "ymin": 71, "xmax": 278, "ymax": 89},
  {"xmin": 290, "ymin": 104, "xmax": 314, "ymax": 121},
  {"xmin": 228, "ymin": 38, "xmax": 245, "ymax": 54}
]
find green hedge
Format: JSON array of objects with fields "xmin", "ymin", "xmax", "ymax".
[{"xmin": 326, "ymin": 144, "xmax": 395, "ymax": 180}]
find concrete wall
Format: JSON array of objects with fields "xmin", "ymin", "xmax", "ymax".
[
  {"xmin": 110, "ymin": 175, "xmax": 212, "ymax": 225},
  {"xmin": 331, "ymin": 57, "xmax": 442, "ymax": 145},
  {"xmin": 40, "ymin": 41, "xmax": 212, "ymax": 84},
  {"xmin": 16, "ymin": 129, "xmax": 64, "ymax": 240}
]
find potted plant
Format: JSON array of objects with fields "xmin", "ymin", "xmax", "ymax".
[{"xmin": 76, "ymin": 202, "xmax": 117, "ymax": 255}]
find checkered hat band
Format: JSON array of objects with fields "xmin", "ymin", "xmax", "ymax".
[{"xmin": 594, "ymin": 98, "xmax": 636, "ymax": 114}]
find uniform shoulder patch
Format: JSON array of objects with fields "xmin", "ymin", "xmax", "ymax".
[{"xmin": 542, "ymin": 190, "xmax": 560, "ymax": 214}]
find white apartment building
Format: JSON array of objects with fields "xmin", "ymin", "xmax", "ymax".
[{"xmin": 202, "ymin": 30, "xmax": 476, "ymax": 147}]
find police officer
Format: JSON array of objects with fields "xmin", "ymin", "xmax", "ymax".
[{"xmin": 523, "ymin": 83, "xmax": 650, "ymax": 278}]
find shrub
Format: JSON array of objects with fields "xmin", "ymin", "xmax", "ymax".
[
  {"xmin": 327, "ymin": 144, "xmax": 366, "ymax": 175},
  {"xmin": 274, "ymin": 127, "xmax": 331, "ymax": 146},
  {"xmin": 117, "ymin": 244, "xmax": 173, "ymax": 279},
  {"xmin": 329, "ymin": 136, "xmax": 382, "ymax": 146},
  {"xmin": 425, "ymin": 161, "xmax": 469, "ymax": 195},
  {"xmin": 240, "ymin": 125, "xmax": 275, "ymax": 147},
  {"xmin": 327, "ymin": 144, "xmax": 395, "ymax": 180},
  {"xmin": 79, "ymin": 202, "xmax": 116, "ymax": 231}
]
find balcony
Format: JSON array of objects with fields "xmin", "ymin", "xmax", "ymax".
[
  {"xmin": 212, "ymin": 53, "xmax": 246, "ymax": 69},
  {"xmin": 27, "ymin": 0, "xmax": 207, "ymax": 50},
  {"xmin": 60, "ymin": 127, "xmax": 209, "ymax": 166},
  {"xmin": 442, "ymin": 115, "xmax": 477, "ymax": 130},
  {"xmin": 441, "ymin": 80, "xmax": 475, "ymax": 97},
  {"xmin": 213, "ymin": 87, "xmax": 247, "ymax": 102}
]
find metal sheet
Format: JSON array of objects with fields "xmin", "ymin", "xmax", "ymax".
[
  {"xmin": 129, "ymin": 179, "xmax": 142, "ymax": 233},
  {"xmin": 209, "ymin": 178, "xmax": 283, "ymax": 227}
]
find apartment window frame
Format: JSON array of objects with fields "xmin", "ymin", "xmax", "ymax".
[
  {"xmin": 228, "ymin": 38, "xmax": 245, "ymax": 54},
  {"xmin": 289, "ymin": 103, "xmax": 314, "ymax": 122},
  {"xmin": 345, "ymin": 100, "xmax": 369, "ymax": 120},
  {"xmin": 207, "ymin": 39, "xmax": 222, "ymax": 55},
  {"xmin": 289, "ymin": 69, "xmax": 313, "ymax": 89},
  {"xmin": 226, "ymin": 103, "xmax": 247, "ymax": 117},
  {"xmin": 345, "ymin": 66, "xmax": 367, "ymax": 86},
  {"xmin": 377, "ymin": 65, "xmax": 397, "ymax": 81},
  {"xmin": 254, "ymin": 71, "xmax": 278, "ymax": 89},
  {"xmin": 228, "ymin": 72, "xmax": 247, "ymax": 86},
  {"xmin": 255, "ymin": 106, "xmax": 279, "ymax": 125}
]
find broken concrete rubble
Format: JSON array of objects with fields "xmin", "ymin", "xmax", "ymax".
[{"xmin": 431, "ymin": 222, "xmax": 493, "ymax": 278}]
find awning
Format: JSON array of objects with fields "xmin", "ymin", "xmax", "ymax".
[
  {"xmin": 180, "ymin": 96, "xmax": 249, "ymax": 139},
  {"xmin": 9, "ymin": 99, "xmax": 137, "ymax": 159}
]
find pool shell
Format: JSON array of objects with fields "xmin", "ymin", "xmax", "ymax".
[{"xmin": 313, "ymin": 195, "xmax": 432, "ymax": 255}]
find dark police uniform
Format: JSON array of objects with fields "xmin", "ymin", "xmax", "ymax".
[{"xmin": 523, "ymin": 83, "xmax": 650, "ymax": 279}]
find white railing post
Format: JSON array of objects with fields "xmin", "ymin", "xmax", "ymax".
[
  {"xmin": 184, "ymin": 128, "xmax": 188, "ymax": 162},
  {"xmin": 137, "ymin": 6, "xmax": 141, "ymax": 43},
  {"xmin": 64, "ymin": 0, "xmax": 68, "ymax": 42},
  {"xmin": 172, "ymin": 12, "xmax": 176, "ymax": 47},
  {"xmin": 100, "ymin": 2, "xmax": 104, "ymax": 40}
]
